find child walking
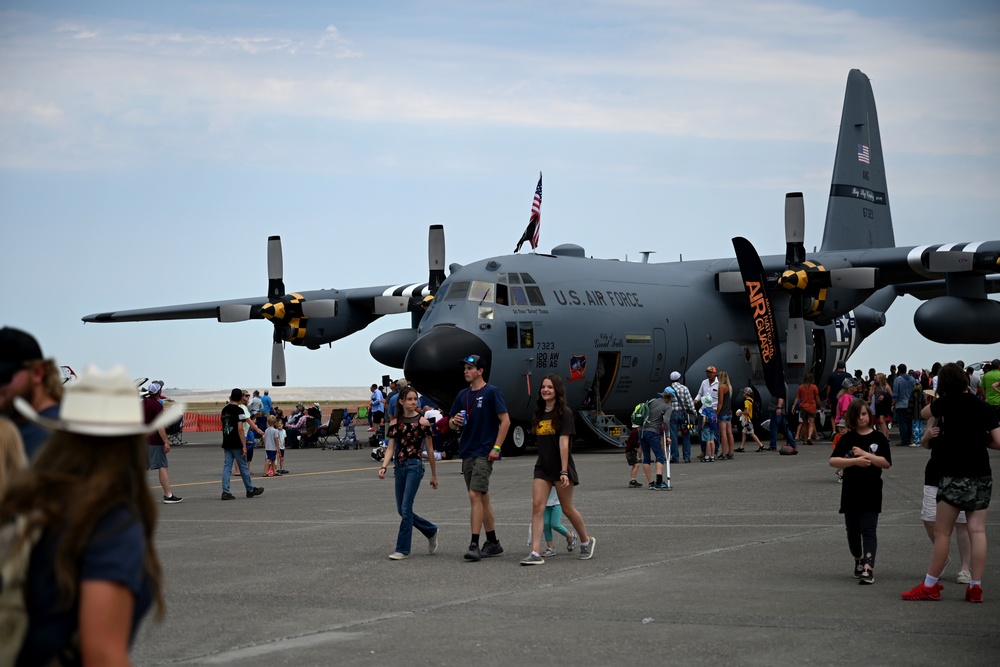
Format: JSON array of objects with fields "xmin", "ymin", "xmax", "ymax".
[
  {"xmin": 625, "ymin": 425, "xmax": 642, "ymax": 488},
  {"xmin": 527, "ymin": 487, "xmax": 578, "ymax": 557},
  {"xmin": 829, "ymin": 399, "xmax": 892, "ymax": 584},
  {"xmin": 263, "ymin": 415, "xmax": 281, "ymax": 477},
  {"xmin": 736, "ymin": 387, "xmax": 763, "ymax": 452},
  {"xmin": 699, "ymin": 396, "xmax": 718, "ymax": 462}
]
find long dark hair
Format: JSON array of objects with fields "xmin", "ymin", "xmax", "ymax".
[
  {"xmin": 532, "ymin": 374, "xmax": 567, "ymax": 434},
  {"xmin": 395, "ymin": 386, "xmax": 419, "ymax": 420},
  {"xmin": 0, "ymin": 431, "xmax": 165, "ymax": 619},
  {"xmin": 936, "ymin": 363, "xmax": 967, "ymax": 397}
]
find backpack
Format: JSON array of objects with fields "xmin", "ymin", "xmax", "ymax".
[
  {"xmin": 0, "ymin": 514, "xmax": 42, "ymax": 666},
  {"xmin": 703, "ymin": 407, "xmax": 718, "ymax": 431},
  {"xmin": 631, "ymin": 399, "xmax": 655, "ymax": 427}
]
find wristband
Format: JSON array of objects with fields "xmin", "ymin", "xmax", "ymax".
[
  {"xmin": 492, "ymin": 445, "xmax": 502, "ymax": 452},
  {"xmin": 560, "ymin": 471, "xmax": 569, "ymax": 476},
  {"xmin": 380, "ymin": 467, "xmax": 387, "ymax": 471}
]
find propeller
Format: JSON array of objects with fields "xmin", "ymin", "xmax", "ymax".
[
  {"xmin": 216, "ymin": 235, "xmax": 337, "ymax": 386},
  {"xmin": 776, "ymin": 193, "xmax": 877, "ymax": 367}
]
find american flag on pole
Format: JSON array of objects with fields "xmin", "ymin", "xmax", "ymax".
[
  {"xmin": 857, "ymin": 144, "xmax": 870, "ymax": 164},
  {"xmin": 515, "ymin": 172, "xmax": 542, "ymax": 253}
]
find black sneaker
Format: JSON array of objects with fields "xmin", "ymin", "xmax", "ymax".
[
  {"xmin": 221, "ymin": 492, "xmax": 236, "ymax": 501},
  {"xmin": 247, "ymin": 487, "xmax": 264, "ymax": 498},
  {"xmin": 854, "ymin": 559, "xmax": 864, "ymax": 579},
  {"xmin": 859, "ymin": 568, "xmax": 875, "ymax": 585},
  {"xmin": 464, "ymin": 543, "xmax": 482, "ymax": 562},
  {"xmin": 480, "ymin": 541, "xmax": 504, "ymax": 558},
  {"xmin": 163, "ymin": 495, "xmax": 183, "ymax": 504},
  {"xmin": 627, "ymin": 479, "xmax": 642, "ymax": 488}
]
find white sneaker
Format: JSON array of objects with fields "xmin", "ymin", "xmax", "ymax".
[
  {"xmin": 957, "ymin": 570, "xmax": 972, "ymax": 584},
  {"xmin": 389, "ymin": 552, "xmax": 408, "ymax": 560},
  {"xmin": 428, "ymin": 532, "xmax": 438, "ymax": 555}
]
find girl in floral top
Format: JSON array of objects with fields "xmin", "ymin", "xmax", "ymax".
[{"xmin": 378, "ymin": 386, "xmax": 439, "ymax": 560}]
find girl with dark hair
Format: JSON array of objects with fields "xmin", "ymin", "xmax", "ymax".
[
  {"xmin": 829, "ymin": 398, "xmax": 892, "ymax": 585},
  {"xmin": 378, "ymin": 386, "xmax": 439, "ymax": 560},
  {"xmin": 3, "ymin": 365, "xmax": 182, "ymax": 665},
  {"xmin": 903, "ymin": 363, "xmax": 1000, "ymax": 602},
  {"xmin": 520, "ymin": 375, "xmax": 595, "ymax": 565}
]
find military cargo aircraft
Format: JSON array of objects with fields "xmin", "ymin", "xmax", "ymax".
[{"xmin": 84, "ymin": 70, "xmax": 1000, "ymax": 453}]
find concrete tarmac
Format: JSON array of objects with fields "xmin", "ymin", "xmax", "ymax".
[{"xmin": 136, "ymin": 434, "xmax": 1000, "ymax": 666}]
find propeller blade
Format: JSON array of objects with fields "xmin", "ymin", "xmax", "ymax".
[
  {"xmin": 428, "ymin": 224, "xmax": 446, "ymax": 294},
  {"xmin": 301, "ymin": 299, "xmax": 337, "ymax": 318},
  {"xmin": 927, "ymin": 251, "xmax": 975, "ymax": 273},
  {"xmin": 267, "ymin": 235, "xmax": 285, "ymax": 299},
  {"xmin": 784, "ymin": 192, "xmax": 806, "ymax": 266},
  {"xmin": 217, "ymin": 304, "xmax": 253, "ymax": 323},
  {"xmin": 374, "ymin": 295, "xmax": 409, "ymax": 315},
  {"xmin": 830, "ymin": 267, "xmax": 878, "ymax": 289},
  {"xmin": 786, "ymin": 316, "xmax": 806, "ymax": 368},
  {"xmin": 732, "ymin": 236, "xmax": 786, "ymax": 401},
  {"xmin": 271, "ymin": 340, "xmax": 286, "ymax": 387},
  {"xmin": 715, "ymin": 271, "xmax": 745, "ymax": 293}
]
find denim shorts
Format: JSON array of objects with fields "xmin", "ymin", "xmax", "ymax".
[{"xmin": 938, "ymin": 476, "xmax": 992, "ymax": 512}]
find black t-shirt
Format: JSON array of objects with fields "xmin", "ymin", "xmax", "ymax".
[
  {"xmin": 826, "ymin": 371, "xmax": 852, "ymax": 402},
  {"xmin": 831, "ymin": 429, "xmax": 891, "ymax": 513},
  {"xmin": 533, "ymin": 406, "xmax": 578, "ymax": 484},
  {"xmin": 221, "ymin": 403, "xmax": 246, "ymax": 450},
  {"xmin": 929, "ymin": 393, "xmax": 999, "ymax": 479}
]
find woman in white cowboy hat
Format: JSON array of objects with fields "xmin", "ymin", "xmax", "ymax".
[{"xmin": 1, "ymin": 365, "xmax": 183, "ymax": 665}]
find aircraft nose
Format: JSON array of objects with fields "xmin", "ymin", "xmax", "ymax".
[{"xmin": 404, "ymin": 326, "xmax": 491, "ymax": 410}]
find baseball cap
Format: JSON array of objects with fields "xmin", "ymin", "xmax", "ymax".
[
  {"xmin": 836, "ymin": 419, "xmax": 846, "ymax": 429},
  {"xmin": 148, "ymin": 381, "xmax": 163, "ymax": 395},
  {"xmin": 705, "ymin": 366, "xmax": 716, "ymax": 373},
  {"xmin": 842, "ymin": 378, "xmax": 860, "ymax": 389},
  {"xmin": 0, "ymin": 327, "xmax": 44, "ymax": 384},
  {"xmin": 662, "ymin": 387, "xmax": 676, "ymax": 397},
  {"xmin": 669, "ymin": 371, "xmax": 681, "ymax": 382},
  {"xmin": 461, "ymin": 354, "xmax": 486, "ymax": 369}
]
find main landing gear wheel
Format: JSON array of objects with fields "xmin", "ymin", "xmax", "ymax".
[{"xmin": 501, "ymin": 422, "xmax": 532, "ymax": 457}]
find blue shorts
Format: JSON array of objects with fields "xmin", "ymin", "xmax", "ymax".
[
  {"xmin": 701, "ymin": 428, "xmax": 716, "ymax": 443},
  {"xmin": 266, "ymin": 450, "xmax": 277, "ymax": 461},
  {"xmin": 719, "ymin": 414, "xmax": 732, "ymax": 423},
  {"xmin": 639, "ymin": 430, "xmax": 666, "ymax": 464}
]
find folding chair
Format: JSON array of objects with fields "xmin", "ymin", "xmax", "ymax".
[{"xmin": 320, "ymin": 409, "xmax": 344, "ymax": 450}]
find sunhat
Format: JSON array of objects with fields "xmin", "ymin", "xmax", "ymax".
[{"xmin": 14, "ymin": 365, "xmax": 185, "ymax": 437}]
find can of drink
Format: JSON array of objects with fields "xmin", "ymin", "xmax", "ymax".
[{"xmin": 458, "ymin": 410, "xmax": 467, "ymax": 424}]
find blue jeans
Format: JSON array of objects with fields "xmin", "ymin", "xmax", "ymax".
[
  {"xmin": 894, "ymin": 407, "xmax": 912, "ymax": 445},
  {"xmin": 669, "ymin": 413, "xmax": 692, "ymax": 461},
  {"xmin": 222, "ymin": 447, "xmax": 254, "ymax": 494},
  {"xmin": 769, "ymin": 410, "xmax": 797, "ymax": 449},
  {"xmin": 394, "ymin": 459, "xmax": 437, "ymax": 555}
]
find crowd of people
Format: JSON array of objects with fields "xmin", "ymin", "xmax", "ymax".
[{"xmin": 2, "ymin": 320, "xmax": 999, "ymax": 663}]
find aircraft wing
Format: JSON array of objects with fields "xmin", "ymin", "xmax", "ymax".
[
  {"xmin": 83, "ymin": 296, "xmax": 269, "ymax": 323},
  {"xmin": 893, "ymin": 274, "xmax": 1000, "ymax": 300}
]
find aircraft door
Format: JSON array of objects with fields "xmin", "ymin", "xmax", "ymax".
[{"xmin": 649, "ymin": 328, "xmax": 665, "ymax": 383}]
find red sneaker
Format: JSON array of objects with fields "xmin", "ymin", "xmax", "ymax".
[
  {"xmin": 901, "ymin": 582, "xmax": 943, "ymax": 601},
  {"xmin": 965, "ymin": 584, "xmax": 984, "ymax": 603}
]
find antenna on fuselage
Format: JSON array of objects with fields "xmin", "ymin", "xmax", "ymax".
[{"xmin": 639, "ymin": 251, "xmax": 655, "ymax": 264}]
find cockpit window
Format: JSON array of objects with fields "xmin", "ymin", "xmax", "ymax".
[
  {"xmin": 508, "ymin": 273, "xmax": 522, "ymax": 285},
  {"xmin": 445, "ymin": 281, "xmax": 469, "ymax": 301},
  {"xmin": 519, "ymin": 273, "xmax": 536, "ymax": 284},
  {"xmin": 511, "ymin": 286, "xmax": 529, "ymax": 306},
  {"xmin": 468, "ymin": 281, "xmax": 494, "ymax": 303},
  {"xmin": 525, "ymin": 286, "xmax": 545, "ymax": 306}
]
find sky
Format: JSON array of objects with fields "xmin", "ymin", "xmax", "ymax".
[{"xmin": 1, "ymin": 0, "xmax": 998, "ymax": 389}]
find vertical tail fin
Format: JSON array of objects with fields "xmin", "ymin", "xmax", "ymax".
[{"xmin": 820, "ymin": 69, "xmax": 895, "ymax": 251}]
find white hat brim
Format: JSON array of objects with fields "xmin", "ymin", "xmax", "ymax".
[{"xmin": 14, "ymin": 396, "xmax": 186, "ymax": 437}]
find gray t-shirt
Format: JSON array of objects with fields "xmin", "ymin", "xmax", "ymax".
[{"xmin": 642, "ymin": 398, "xmax": 673, "ymax": 433}]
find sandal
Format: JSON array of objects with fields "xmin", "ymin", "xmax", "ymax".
[
  {"xmin": 735, "ymin": 447, "xmax": 745, "ymax": 453},
  {"xmin": 756, "ymin": 445, "xmax": 765, "ymax": 452}
]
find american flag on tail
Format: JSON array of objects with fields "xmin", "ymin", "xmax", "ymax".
[{"xmin": 515, "ymin": 172, "xmax": 542, "ymax": 253}]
